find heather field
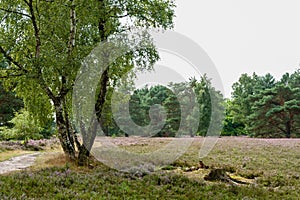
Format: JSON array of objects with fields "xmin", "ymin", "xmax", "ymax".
[
  {"xmin": 1, "ymin": 0, "xmax": 300, "ymax": 199},
  {"xmin": 0, "ymin": 137, "xmax": 299, "ymax": 199}
]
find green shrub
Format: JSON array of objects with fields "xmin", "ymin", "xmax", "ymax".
[
  {"xmin": 39, "ymin": 121, "xmax": 56, "ymax": 139},
  {"xmin": 0, "ymin": 109, "xmax": 43, "ymax": 140}
]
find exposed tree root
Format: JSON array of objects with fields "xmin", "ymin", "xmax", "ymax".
[
  {"xmin": 183, "ymin": 161, "xmax": 209, "ymax": 172},
  {"xmin": 204, "ymin": 169, "xmax": 250, "ymax": 185}
]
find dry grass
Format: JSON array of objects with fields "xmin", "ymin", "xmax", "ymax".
[
  {"xmin": 30, "ymin": 147, "xmax": 108, "ymax": 173},
  {"xmin": 31, "ymin": 151, "xmax": 66, "ymax": 170},
  {"xmin": 0, "ymin": 150, "xmax": 35, "ymax": 162}
]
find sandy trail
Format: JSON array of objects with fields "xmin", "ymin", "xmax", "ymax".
[{"xmin": 0, "ymin": 153, "xmax": 40, "ymax": 174}]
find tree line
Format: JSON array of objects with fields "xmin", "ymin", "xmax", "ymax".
[
  {"xmin": 2, "ymin": 69, "xmax": 300, "ymax": 142},
  {"xmin": 99, "ymin": 75, "xmax": 224, "ymax": 137},
  {"xmin": 225, "ymin": 70, "xmax": 300, "ymax": 138},
  {"xmin": 100, "ymin": 69, "xmax": 300, "ymax": 139},
  {"xmin": 2, "ymin": 69, "xmax": 300, "ymax": 141}
]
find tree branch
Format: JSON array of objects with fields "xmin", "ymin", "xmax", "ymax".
[
  {"xmin": 23, "ymin": 0, "xmax": 30, "ymax": 7},
  {"xmin": 110, "ymin": 13, "xmax": 129, "ymax": 19},
  {"xmin": 0, "ymin": 73, "xmax": 25, "ymax": 79},
  {"xmin": 0, "ymin": 46, "xmax": 28, "ymax": 73},
  {"xmin": 27, "ymin": 0, "xmax": 41, "ymax": 58},
  {"xmin": 23, "ymin": 0, "xmax": 54, "ymax": 102},
  {"xmin": 0, "ymin": 7, "xmax": 31, "ymax": 18},
  {"xmin": 269, "ymin": 119, "xmax": 287, "ymax": 135},
  {"xmin": 37, "ymin": 72, "xmax": 56, "ymax": 102},
  {"xmin": 59, "ymin": 0, "xmax": 77, "ymax": 98},
  {"xmin": 0, "ymin": 13, "xmax": 8, "ymax": 24},
  {"xmin": 68, "ymin": 0, "xmax": 76, "ymax": 54}
]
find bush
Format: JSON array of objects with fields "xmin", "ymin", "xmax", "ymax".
[
  {"xmin": 0, "ymin": 109, "xmax": 43, "ymax": 140},
  {"xmin": 39, "ymin": 121, "xmax": 56, "ymax": 139}
]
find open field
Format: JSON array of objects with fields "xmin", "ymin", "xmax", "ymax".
[{"xmin": 0, "ymin": 137, "xmax": 299, "ymax": 199}]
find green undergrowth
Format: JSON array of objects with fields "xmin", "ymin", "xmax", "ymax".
[
  {"xmin": 0, "ymin": 137, "xmax": 299, "ymax": 199},
  {"xmin": 0, "ymin": 165, "xmax": 294, "ymax": 200}
]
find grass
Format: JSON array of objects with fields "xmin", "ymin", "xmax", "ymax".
[
  {"xmin": 29, "ymin": 149, "xmax": 65, "ymax": 171},
  {"xmin": 0, "ymin": 150, "xmax": 35, "ymax": 162},
  {"xmin": 0, "ymin": 137, "xmax": 299, "ymax": 199}
]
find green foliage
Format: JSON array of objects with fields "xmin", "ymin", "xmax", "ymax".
[
  {"xmin": 101, "ymin": 75, "xmax": 225, "ymax": 137},
  {"xmin": 0, "ymin": 166, "xmax": 284, "ymax": 199},
  {"xmin": 192, "ymin": 75, "xmax": 225, "ymax": 136},
  {"xmin": 0, "ymin": 80, "xmax": 23, "ymax": 127},
  {"xmin": 231, "ymin": 73, "xmax": 261, "ymax": 131},
  {"xmin": 230, "ymin": 70, "xmax": 300, "ymax": 137},
  {"xmin": 106, "ymin": 85, "xmax": 181, "ymax": 137},
  {"xmin": 0, "ymin": 109, "xmax": 45, "ymax": 140},
  {"xmin": 248, "ymin": 82, "xmax": 300, "ymax": 138},
  {"xmin": 0, "ymin": 0, "xmax": 176, "ymax": 120},
  {"xmin": 0, "ymin": 0, "xmax": 176, "ymax": 158},
  {"xmin": 39, "ymin": 121, "xmax": 57, "ymax": 139},
  {"xmin": 222, "ymin": 100, "xmax": 246, "ymax": 136}
]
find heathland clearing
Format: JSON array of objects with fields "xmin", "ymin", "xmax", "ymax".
[{"xmin": 0, "ymin": 137, "xmax": 299, "ymax": 199}]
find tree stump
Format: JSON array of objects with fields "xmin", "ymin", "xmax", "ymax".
[
  {"xmin": 204, "ymin": 169, "xmax": 229, "ymax": 182},
  {"xmin": 204, "ymin": 168, "xmax": 249, "ymax": 185}
]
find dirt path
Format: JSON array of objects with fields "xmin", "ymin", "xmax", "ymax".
[{"xmin": 0, "ymin": 153, "xmax": 41, "ymax": 174}]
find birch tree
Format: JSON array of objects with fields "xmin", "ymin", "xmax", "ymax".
[{"xmin": 0, "ymin": 0, "xmax": 175, "ymax": 165}]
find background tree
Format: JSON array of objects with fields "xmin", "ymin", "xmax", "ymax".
[
  {"xmin": 0, "ymin": 61, "xmax": 23, "ymax": 127},
  {"xmin": 169, "ymin": 81, "xmax": 198, "ymax": 137},
  {"xmin": 0, "ymin": 0, "xmax": 176, "ymax": 165},
  {"xmin": 127, "ymin": 85, "xmax": 180, "ymax": 137},
  {"xmin": 0, "ymin": 81, "xmax": 23, "ymax": 127},
  {"xmin": 230, "ymin": 70, "xmax": 300, "ymax": 138},
  {"xmin": 222, "ymin": 99, "xmax": 246, "ymax": 136},
  {"xmin": 230, "ymin": 73, "xmax": 258, "ymax": 132},
  {"xmin": 0, "ymin": 109, "xmax": 45, "ymax": 140},
  {"xmin": 248, "ymin": 73, "xmax": 300, "ymax": 138},
  {"xmin": 192, "ymin": 75, "xmax": 224, "ymax": 136},
  {"xmin": 105, "ymin": 75, "xmax": 224, "ymax": 137},
  {"xmin": 230, "ymin": 73, "xmax": 275, "ymax": 134}
]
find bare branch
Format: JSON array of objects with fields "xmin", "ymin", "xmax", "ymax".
[{"xmin": 0, "ymin": 7, "xmax": 31, "ymax": 18}]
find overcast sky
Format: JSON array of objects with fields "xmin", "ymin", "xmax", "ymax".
[{"xmin": 172, "ymin": 0, "xmax": 300, "ymax": 97}]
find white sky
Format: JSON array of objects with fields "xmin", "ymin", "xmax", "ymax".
[{"xmin": 172, "ymin": 0, "xmax": 300, "ymax": 97}]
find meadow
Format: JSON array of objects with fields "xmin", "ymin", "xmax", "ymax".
[{"xmin": 0, "ymin": 137, "xmax": 299, "ymax": 199}]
